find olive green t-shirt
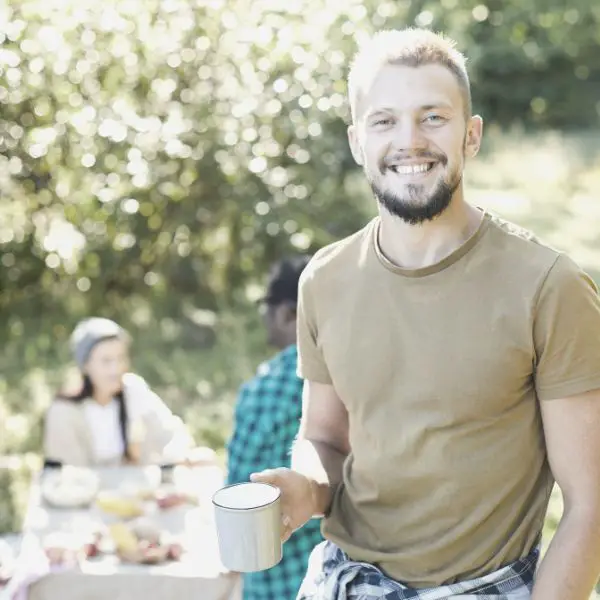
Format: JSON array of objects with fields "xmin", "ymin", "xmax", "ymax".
[{"xmin": 296, "ymin": 212, "xmax": 600, "ymax": 587}]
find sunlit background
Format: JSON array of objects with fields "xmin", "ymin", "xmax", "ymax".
[{"xmin": 1, "ymin": 0, "xmax": 599, "ymax": 559}]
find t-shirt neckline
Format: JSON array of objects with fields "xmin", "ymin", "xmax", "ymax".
[{"xmin": 372, "ymin": 210, "xmax": 491, "ymax": 278}]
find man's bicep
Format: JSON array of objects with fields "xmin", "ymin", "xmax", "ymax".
[
  {"xmin": 298, "ymin": 380, "xmax": 350, "ymax": 455},
  {"xmin": 296, "ymin": 268, "xmax": 332, "ymax": 384},
  {"xmin": 534, "ymin": 255, "xmax": 600, "ymax": 399},
  {"xmin": 540, "ymin": 389, "xmax": 600, "ymax": 508}
]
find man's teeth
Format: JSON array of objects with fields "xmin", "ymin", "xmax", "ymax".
[{"xmin": 390, "ymin": 163, "xmax": 432, "ymax": 174}]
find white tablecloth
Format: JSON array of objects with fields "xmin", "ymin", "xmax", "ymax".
[{"xmin": 17, "ymin": 465, "xmax": 241, "ymax": 600}]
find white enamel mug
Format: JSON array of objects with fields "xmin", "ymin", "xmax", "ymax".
[{"xmin": 212, "ymin": 482, "xmax": 282, "ymax": 572}]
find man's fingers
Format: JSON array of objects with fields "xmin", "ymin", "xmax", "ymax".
[
  {"xmin": 281, "ymin": 514, "xmax": 292, "ymax": 542},
  {"xmin": 282, "ymin": 524, "xmax": 293, "ymax": 542},
  {"xmin": 250, "ymin": 469, "xmax": 283, "ymax": 485},
  {"xmin": 251, "ymin": 470, "xmax": 294, "ymax": 542}
]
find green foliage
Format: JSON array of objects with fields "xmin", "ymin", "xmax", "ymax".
[
  {"xmin": 0, "ymin": 455, "xmax": 39, "ymax": 534},
  {"xmin": 1, "ymin": 1, "xmax": 598, "ymax": 343},
  {"xmin": 0, "ymin": 1, "xmax": 599, "ymax": 549},
  {"xmin": 0, "ymin": 0, "xmax": 599, "ymax": 494}
]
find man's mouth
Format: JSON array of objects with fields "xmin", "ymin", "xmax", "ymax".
[{"xmin": 387, "ymin": 162, "xmax": 436, "ymax": 175}]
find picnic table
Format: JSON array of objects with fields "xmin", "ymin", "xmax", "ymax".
[{"xmin": 11, "ymin": 464, "xmax": 241, "ymax": 600}]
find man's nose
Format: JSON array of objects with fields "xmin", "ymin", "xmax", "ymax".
[{"xmin": 392, "ymin": 119, "xmax": 427, "ymax": 153}]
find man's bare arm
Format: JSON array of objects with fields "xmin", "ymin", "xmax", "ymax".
[
  {"xmin": 251, "ymin": 379, "xmax": 349, "ymax": 539},
  {"xmin": 291, "ymin": 380, "xmax": 350, "ymax": 516},
  {"xmin": 532, "ymin": 388, "xmax": 600, "ymax": 600}
]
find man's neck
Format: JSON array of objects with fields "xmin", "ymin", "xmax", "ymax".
[{"xmin": 378, "ymin": 196, "xmax": 483, "ymax": 270}]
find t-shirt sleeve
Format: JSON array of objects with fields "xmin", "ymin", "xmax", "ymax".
[
  {"xmin": 296, "ymin": 267, "xmax": 332, "ymax": 384},
  {"xmin": 534, "ymin": 253, "xmax": 600, "ymax": 400}
]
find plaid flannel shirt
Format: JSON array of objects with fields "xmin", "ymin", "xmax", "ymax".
[
  {"xmin": 227, "ymin": 344, "xmax": 324, "ymax": 600},
  {"xmin": 298, "ymin": 541, "xmax": 539, "ymax": 600}
]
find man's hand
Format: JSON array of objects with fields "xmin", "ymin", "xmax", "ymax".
[
  {"xmin": 251, "ymin": 468, "xmax": 316, "ymax": 542},
  {"xmin": 251, "ymin": 381, "xmax": 349, "ymax": 542}
]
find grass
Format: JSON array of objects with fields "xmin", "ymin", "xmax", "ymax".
[
  {"xmin": 468, "ymin": 127, "xmax": 600, "ymax": 281},
  {"xmin": 2, "ymin": 128, "xmax": 600, "ymax": 596}
]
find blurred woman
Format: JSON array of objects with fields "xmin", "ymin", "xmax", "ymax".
[{"xmin": 43, "ymin": 317, "xmax": 201, "ymax": 467}]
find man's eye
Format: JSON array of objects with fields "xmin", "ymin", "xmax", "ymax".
[
  {"xmin": 372, "ymin": 118, "xmax": 392, "ymax": 127},
  {"xmin": 424, "ymin": 114, "xmax": 445, "ymax": 123}
]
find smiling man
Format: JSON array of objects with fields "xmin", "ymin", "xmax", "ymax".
[{"xmin": 252, "ymin": 28, "xmax": 600, "ymax": 599}]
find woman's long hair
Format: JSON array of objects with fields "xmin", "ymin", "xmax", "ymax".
[{"xmin": 56, "ymin": 373, "xmax": 131, "ymax": 462}]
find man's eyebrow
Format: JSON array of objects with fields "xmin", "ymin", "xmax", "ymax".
[
  {"xmin": 366, "ymin": 103, "xmax": 455, "ymax": 115},
  {"xmin": 420, "ymin": 103, "xmax": 454, "ymax": 111}
]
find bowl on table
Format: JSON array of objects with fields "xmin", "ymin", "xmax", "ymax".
[{"xmin": 41, "ymin": 466, "xmax": 100, "ymax": 509}]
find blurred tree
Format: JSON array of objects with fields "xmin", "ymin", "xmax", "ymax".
[{"xmin": 0, "ymin": 0, "xmax": 597, "ymax": 361}]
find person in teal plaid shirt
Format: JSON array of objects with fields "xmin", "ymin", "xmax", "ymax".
[{"xmin": 226, "ymin": 255, "xmax": 323, "ymax": 600}]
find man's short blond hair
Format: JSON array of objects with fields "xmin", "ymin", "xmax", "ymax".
[{"xmin": 348, "ymin": 28, "xmax": 472, "ymax": 122}]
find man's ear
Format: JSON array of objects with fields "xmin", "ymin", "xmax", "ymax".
[
  {"xmin": 464, "ymin": 115, "xmax": 483, "ymax": 158},
  {"xmin": 348, "ymin": 125, "xmax": 364, "ymax": 166}
]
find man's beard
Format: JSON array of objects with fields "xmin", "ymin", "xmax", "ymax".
[{"xmin": 370, "ymin": 169, "xmax": 461, "ymax": 225}]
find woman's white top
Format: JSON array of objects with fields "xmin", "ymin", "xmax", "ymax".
[
  {"xmin": 83, "ymin": 399, "xmax": 124, "ymax": 463},
  {"xmin": 44, "ymin": 373, "xmax": 193, "ymax": 467}
]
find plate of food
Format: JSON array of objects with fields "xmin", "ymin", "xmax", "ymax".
[
  {"xmin": 108, "ymin": 519, "xmax": 183, "ymax": 564},
  {"xmin": 41, "ymin": 467, "xmax": 100, "ymax": 509}
]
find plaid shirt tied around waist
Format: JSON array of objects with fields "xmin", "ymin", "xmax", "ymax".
[{"xmin": 298, "ymin": 540, "xmax": 539, "ymax": 600}]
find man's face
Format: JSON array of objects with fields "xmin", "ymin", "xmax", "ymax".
[
  {"xmin": 261, "ymin": 300, "xmax": 296, "ymax": 349},
  {"xmin": 263, "ymin": 302, "xmax": 279, "ymax": 347},
  {"xmin": 348, "ymin": 63, "xmax": 482, "ymax": 224},
  {"xmin": 261, "ymin": 302, "xmax": 283, "ymax": 348}
]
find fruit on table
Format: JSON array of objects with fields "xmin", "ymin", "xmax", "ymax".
[
  {"xmin": 82, "ymin": 542, "xmax": 100, "ymax": 558},
  {"xmin": 137, "ymin": 543, "xmax": 169, "ymax": 564},
  {"xmin": 155, "ymin": 491, "xmax": 197, "ymax": 510},
  {"xmin": 156, "ymin": 493, "xmax": 184, "ymax": 510},
  {"xmin": 104, "ymin": 519, "xmax": 185, "ymax": 564},
  {"xmin": 130, "ymin": 517, "xmax": 161, "ymax": 544},
  {"xmin": 167, "ymin": 543, "xmax": 183, "ymax": 561},
  {"xmin": 109, "ymin": 523, "xmax": 139, "ymax": 554},
  {"xmin": 96, "ymin": 493, "xmax": 144, "ymax": 518},
  {"xmin": 44, "ymin": 546, "xmax": 79, "ymax": 566}
]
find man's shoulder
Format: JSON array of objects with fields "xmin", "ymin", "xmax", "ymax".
[
  {"xmin": 255, "ymin": 345, "xmax": 298, "ymax": 376},
  {"xmin": 302, "ymin": 220, "xmax": 375, "ymax": 286},
  {"xmin": 487, "ymin": 212, "xmax": 558, "ymax": 258},
  {"xmin": 485, "ymin": 212, "xmax": 565, "ymax": 273},
  {"xmin": 238, "ymin": 347, "xmax": 301, "ymax": 410},
  {"xmin": 244, "ymin": 347, "xmax": 300, "ymax": 389}
]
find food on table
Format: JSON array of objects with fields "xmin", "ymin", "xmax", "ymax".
[
  {"xmin": 108, "ymin": 520, "xmax": 183, "ymax": 564},
  {"xmin": 134, "ymin": 541, "xmax": 169, "ymax": 564},
  {"xmin": 155, "ymin": 491, "xmax": 189, "ymax": 510},
  {"xmin": 134, "ymin": 487, "xmax": 157, "ymax": 501},
  {"xmin": 82, "ymin": 541, "xmax": 100, "ymax": 558},
  {"xmin": 109, "ymin": 523, "xmax": 139, "ymax": 554},
  {"xmin": 42, "ymin": 539, "xmax": 82, "ymax": 567},
  {"xmin": 166, "ymin": 542, "xmax": 183, "ymax": 561},
  {"xmin": 44, "ymin": 546, "xmax": 76, "ymax": 565},
  {"xmin": 130, "ymin": 517, "xmax": 161, "ymax": 544},
  {"xmin": 41, "ymin": 467, "xmax": 100, "ymax": 508},
  {"xmin": 96, "ymin": 492, "xmax": 144, "ymax": 518}
]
